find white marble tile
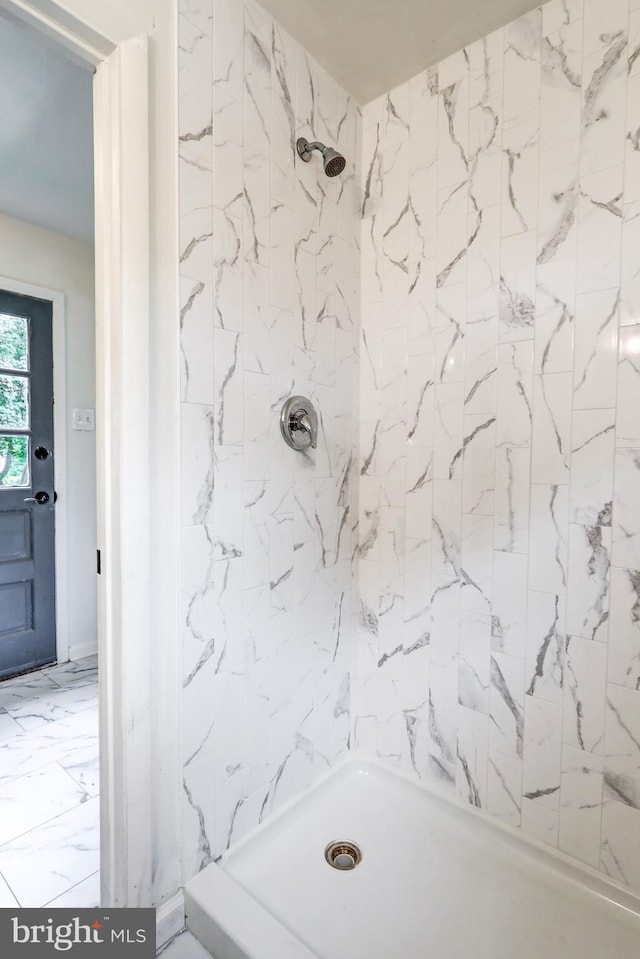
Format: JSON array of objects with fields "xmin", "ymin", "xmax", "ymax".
[
  {"xmin": 0, "ymin": 708, "xmax": 99, "ymax": 784},
  {"xmin": 491, "ymin": 552, "xmax": 528, "ymax": 658},
  {"xmin": 501, "ymin": 120, "xmax": 539, "ymax": 238},
  {"xmin": 461, "ymin": 414, "xmax": 496, "ymax": 516},
  {"xmin": 542, "ymin": 0, "xmax": 583, "ymax": 37},
  {"xmin": 624, "ymin": 81, "xmax": 640, "ymax": 204},
  {"xmin": 608, "ymin": 566, "xmax": 640, "ymax": 690},
  {"xmin": 495, "ymin": 341, "xmax": 534, "ymax": 450},
  {"xmin": 525, "ymin": 591, "xmax": 565, "ymax": 705},
  {"xmin": 522, "ymin": 797, "xmax": 559, "ymax": 847},
  {"xmin": 433, "ymin": 383, "xmax": 464, "ymax": 481},
  {"xmin": 494, "ymin": 447, "xmax": 531, "ymax": 554},
  {"xmin": 612, "ymin": 448, "xmax": 640, "ymax": 568},
  {"xmin": 178, "ymin": 16, "xmax": 213, "ymax": 164},
  {"xmin": 0, "ymin": 795, "xmax": 99, "ymax": 907},
  {"xmin": 523, "ymin": 696, "xmax": 562, "ymax": 810},
  {"xmin": 535, "ymin": 258, "xmax": 576, "ymax": 374},
  {"xmin": 44, "ymin": 870, "xmax": 100, "ymax": 908},
  {"xmin": 601, "ymin": 799, "xmax": 640, "ymax": 889},
  {"xmin": 577, "ymin": 166, "xmax": 624, "ymax": 293},
  {"xmin": 58, "ymin": 744, "xmax": 99, "ymax": 798},
  {"xmin": 427, "ymin": 664, "xmax": 458, "ymax": 791},
  {"xmin": 160, "ymin": 930, "xmax": 211, "ymax": 958},
  {"xmin": 528, "ymin": 483, "xmax": 569, "ymax": 596},
  {"xmin": 490, "ymin": 651, "xmax": 525, "ymax": 759},
  {"xmin": 499, "ymin": 231, "xmax": 537, "ymax": 340},
  {"xmin": 0, "ymin": 762, "xmax": 88, "ymax": 846},
  {"xmin": 459, "ymin": 610, "xmax": 491, "ymax": 714},
  {"xmin": 580, "ymin": 36, "xmax": 628, "ymax": 178},
  {"xmin": 604, "ymin": 683, "xmax": 640, "ymax": 810},
  {"xmin": 531, "ymin": 372, "xmax": 572, "ymax": 484},
  {"xmin": 570, "ymin": 408, "xmax": 615, "ymax": 526},
  {"xmin": 181, "ymin": 277, "xmax": 214, "ymax": 405},
  {"xmin": 488, "ymin": 749, "xmax": 522, "ymax": 825},
  {"xmin": 540, "ymin": 22, "xmax": 582, "ymax": 153},
  {"xmin": 181, "ymin": 404, "xmax": 215, "ymax": 527},
  {"xmin": 573, "ymin": 287, "xmax": 619, "ymax": 411},
  {"xmin": 0, "ymin": 672, "xmax": 60, "ymax": 711},
  {"xmin": 537, "ymin": 142, "xmax": 579, "ymax": 263},
  {"xmin": 456, "ymin": 706, "xmax": 489, "ymax": 808},
  {"xmin": 212, "ymin": 447, "xmax": 244, "ymax": 561},
  {"xmin": 182, "ymin": 748, "xmax": 215, "ymax": 878},
  {"xmin": 620, "ymin": 201, "xmax": 640, "ymax": 321},
  {"xmin": 566, "ymin": 523, "xmax": 611, "ymax": 643},
  {"xmin": 43, "ymin": 656, "xmax": 98, "ymax": 689},
  {"xmin": 559, "ymin": 745, "xmax": 603, "ymax": 869},
  {"xmin": 616, "ymin": 324, "xmax": 640, "ymax": 447},
  {"xmin": 5, "ymin": 681, "xmax": 97, "ymax": 733},
  {"xmin": 179, "ymin": 148, "xmax": 213, "ymax": 286},
  {"xmin": 460, "ymin": 512, "xmax": 493, "ymax": 615},
  {"xmin": 563, "ymin": 635, "xmax": 607, "ymax": 754},
  {"xmin": 0, "ymin": 871, "xmax": 18, "ymax": 906},
  {"xmin": 0, "ymin": 710, "xmax": 25, "ymax": 743}
]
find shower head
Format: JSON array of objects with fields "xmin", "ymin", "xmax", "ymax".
[{"xmin": 296, "ymin": 138, "xmax": 346, "ymax": 177}]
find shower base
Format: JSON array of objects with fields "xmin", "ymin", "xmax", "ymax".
[{"xmin": 185, "ymin": 758, "xmax": 640, "ymax": 959}]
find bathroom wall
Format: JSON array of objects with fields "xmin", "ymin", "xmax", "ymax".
[
  {"xmin": 356, "ymin": 0, "xmax": 640, "ymax": 892},
  {"xmin": 178, "ymin": 0, "xmax": 360, "ymax": 878}
]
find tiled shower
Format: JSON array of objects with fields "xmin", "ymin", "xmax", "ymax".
[{"xmin": 178, "ymin": 0, "xmax": 640, "ymax": 898}]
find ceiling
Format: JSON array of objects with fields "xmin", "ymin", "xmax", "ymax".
[
  {"xmin": 259, "ymin": 0, "xmax": 541, "ymax": 104},
  {"xmin": 0, "ymin": 11, "xmax": 94, "ymax": 241}
]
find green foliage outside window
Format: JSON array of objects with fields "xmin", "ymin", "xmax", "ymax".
[{"xmin": 0, "ymin": 314, "xmax": 29, "ymax": 487}]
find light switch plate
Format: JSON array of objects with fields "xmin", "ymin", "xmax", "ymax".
[{"xmin": 72, "ymin": 408, "xmax": 95, "ymax": 431}]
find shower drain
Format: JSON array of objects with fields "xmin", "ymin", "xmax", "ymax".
[{"xmin": 324, "ymin": 840, "xmax": 362, "ymax": 871}]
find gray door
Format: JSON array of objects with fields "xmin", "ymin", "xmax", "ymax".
[{"xmin": 0, "ymin": 289, "xmax": 55, "ymax": 679}]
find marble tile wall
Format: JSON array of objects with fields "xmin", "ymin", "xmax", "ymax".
[
  {"xmin": 178, "ymin": 0, "xmax": 360, "ymax": 879},
  {"xmin": 357, "ymin": 0, "xmax": 640, "ymax": 894}
]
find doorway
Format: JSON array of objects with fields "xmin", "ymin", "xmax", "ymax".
[{"xmin": 0, "ymin": 10, "xmax": 100, "ymax": 908}]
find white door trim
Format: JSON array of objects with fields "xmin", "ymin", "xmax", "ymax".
[{"xmin": 0, "ymin": 275, "xmax": 69, "ymax": 665}]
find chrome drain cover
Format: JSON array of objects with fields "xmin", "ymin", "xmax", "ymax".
[{"xmin": 324, "ymin": 840, "xmax": 362, "ymax": 871}]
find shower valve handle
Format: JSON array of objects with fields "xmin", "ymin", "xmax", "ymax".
[{"xmin": 280, "ymin": 396, "xmax": 318, "ymax": 451}]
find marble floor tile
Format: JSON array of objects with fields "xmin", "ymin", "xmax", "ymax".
[
  {"xmin": 0, "ymin": 761, "xmax": 89, "ymax": 846},
  {"xmin": 159, "ymin": 931, "xmax": 212, "ymax": 958},
  {"xmin": 5, "ymin": 681, "xmax": 98, "ymax": 732},
  {"xmin": 0, "ymin": 794, "xmax": 100, "ymax": 907},
  {"xmin": 0, "ymin": 660, "xmax": 99, "ymax": 909},
  {"xmin": 44, "ymin": 870, "xmax": 100, "ymax": 908},
  {"xmin": 42, "ymin": 655, "xmax": 99, "ymax": 689},
  {"xmin": 0, "ymin": 673, "xmax": 61, "ymax": 711},
  {"xmin": 0, "ymin": 872, "xmax": 18, "ymax": 907},
  {"xmin": 0, "ymin": 709, "xmax": 26, "ymax": 744},
  {"xmin": 0, "ymin": 705, "xmax": 99, "ymax": 783},
  {"xmin": 59, "ymin": 744, "xmax": 100, "ymax": 797}
]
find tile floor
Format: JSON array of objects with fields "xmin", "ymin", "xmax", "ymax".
[
  {"xmin": 160, "ymin": 931, "xmax": 211, "ymax": 957},
  {"xmin": 0, "ymin": 655, "xmax": 99, "ymax": 908}
]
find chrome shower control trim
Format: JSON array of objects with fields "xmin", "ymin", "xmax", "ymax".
[{"xmin": 280, "ymin": 395, "xmax": 318, "ymax": 451}]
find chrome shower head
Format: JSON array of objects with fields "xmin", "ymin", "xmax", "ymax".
[{"xmin": 296, "ymin": 138, "xmax": 346, "ymax": 177}]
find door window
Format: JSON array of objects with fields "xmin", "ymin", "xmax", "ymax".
[{"xmin": 0, "ymin": 313, "xmax": 31, "ymax": 488}]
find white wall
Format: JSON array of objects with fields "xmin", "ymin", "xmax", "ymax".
[
  {"xmin": 0, "ymin": 212, "xmax": 97, "ymax": 661},
  {"xmin": 357, "ymin": 0, "xmax": 640, "ymax": 895}
]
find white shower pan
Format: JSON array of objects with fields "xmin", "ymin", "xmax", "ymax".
[{"xmin": 185, "ymin": 758, "xmax": 640, "ymax": 959}]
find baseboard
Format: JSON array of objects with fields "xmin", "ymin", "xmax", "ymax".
[
  {"xmin": 156, "ymin": 888, "xmax": 185, "ymax": 952},
  {"xmin": 68, "ymin": 641, "xmax": 98, "ymax": 662}
]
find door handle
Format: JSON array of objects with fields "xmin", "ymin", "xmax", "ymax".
[{"xmin": 23, "ymin": 491, "xmax": 50, "ymax": 505}]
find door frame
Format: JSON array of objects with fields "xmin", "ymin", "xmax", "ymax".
[
  {"xmin": 0, "ymin": 277, "xmax": 69, "ymax": 664},
  {"xmin": 1, "ymin": 0, "xmax": 182, "ymax": 910}
]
